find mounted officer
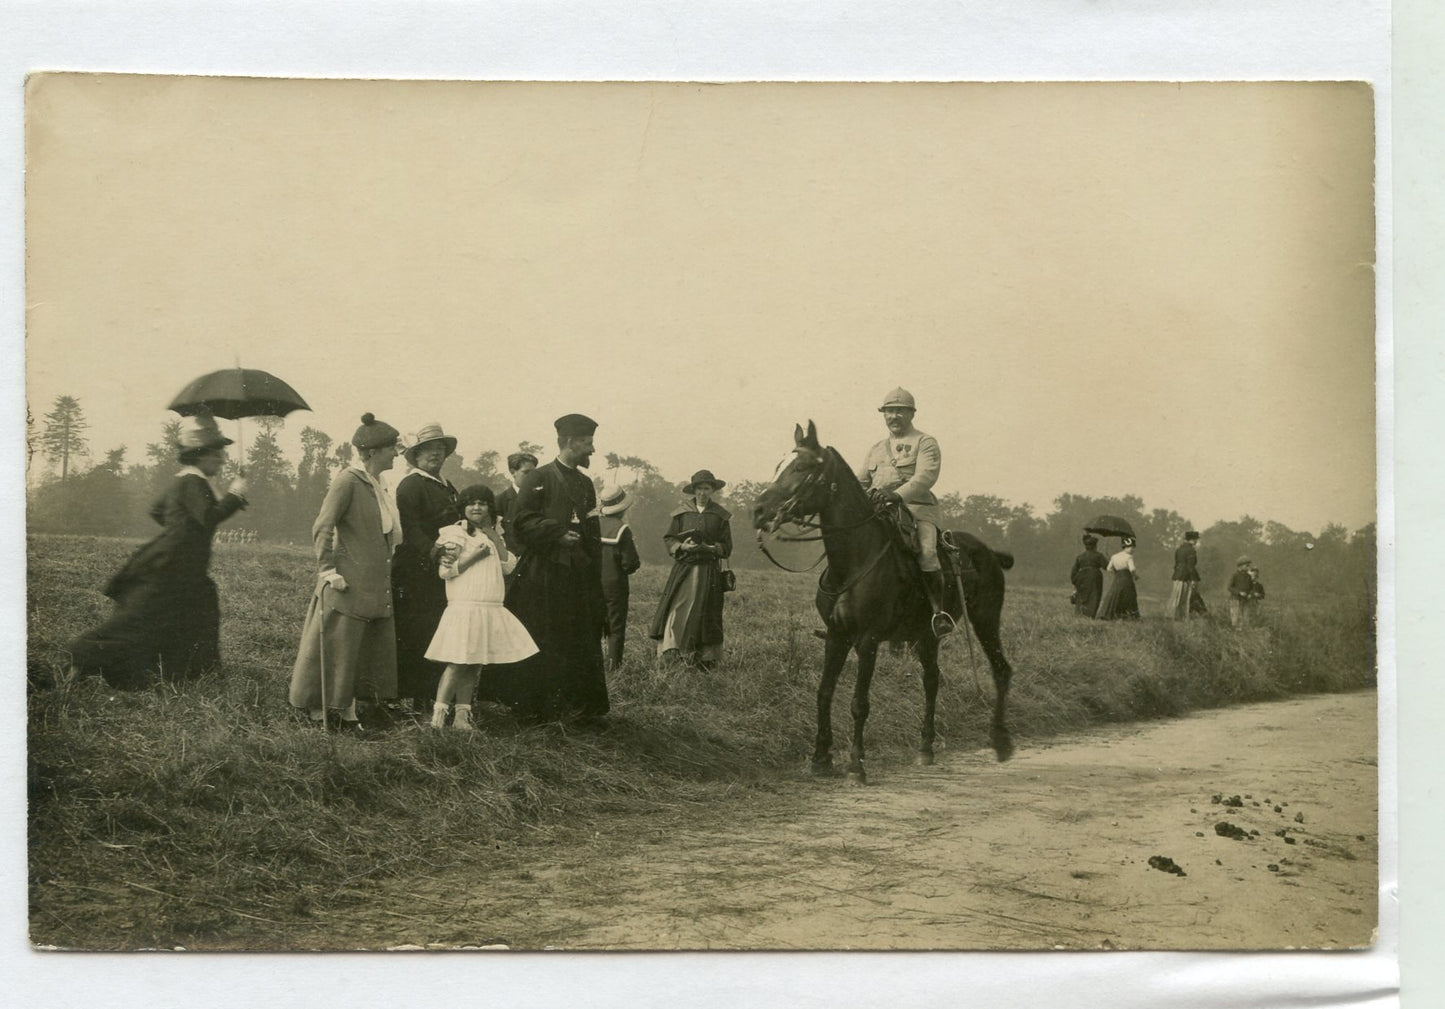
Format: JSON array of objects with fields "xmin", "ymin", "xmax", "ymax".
[{"xmin": 857, "ymin": 387, "xmax": 956, "ymax": 637}]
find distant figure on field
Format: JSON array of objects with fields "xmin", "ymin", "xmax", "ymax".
[
  {"xmin": 391, "ymin": 423, "xmax": 461, "ymax": 715},
  {"xmin": 1168, "ymin": 530, "xmax": 1202, "ymax": 620},
  {"xmin": 598, "ymin": 487, "xmax": 642, "ymax": 671},
  {"xmin": 1227, "ymin": 556, "xmax": 1255, "ymax": 629},
  {"xmin": 856, "ymin": 386, "xmax": 958, "ymax": 638},
  {"xmin": 65, "ymin": 414, "xmax": 248, "ymax": 689},
  {"xmin": 1246, "ymin": 564, "xmax": 1266, "ymax": 616},
  {"xmin": 288, "ymin": 413, "xmax": 403, "ymax": 732},
  {"xmin": 503, "ymin": 414, "xmax": 609, "ymax": 723},
  {"xmin": 650, "ymin": 470, "xmax": 733, "ymax": 669},
  {"xmin": 1069, "ymin": 534, "xmax": 1109, "ymax": 618},
  {"xmin": 425, "ymin": 484, "xmax": 538, "ymax": 731},
  {"xmin": 497, "ymin": 450, "xmax": 539, "ymax": 560},
  {"xmin": 1096, "ymin": 537, "xmax": 1141, "ymax": 621}
]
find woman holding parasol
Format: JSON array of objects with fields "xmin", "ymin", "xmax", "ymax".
[{"xmin": 65, "ymin": 414, "xmax": 250, "ymax": 688}]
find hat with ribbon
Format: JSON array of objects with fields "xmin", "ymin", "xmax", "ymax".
[
  {"xmin": 177, "ymin": 413, "xmax": 233, "ymax": 451},
  {"xmin": 404, "ymin": 422, "xmax": 458, "ymax": 464},
  {"xmin": 878, "ymin": 387, "xmax": 917, "ymax": 412},
  {"xmin": 554, "ymin": 413, "xmax": 599, "ymax": 439},
  {"xmin": 684, "ymin": 469, "xmax": 725, "ymax": 494},
  {"xmin": 351, "ymin": 412, "xmax": 401, "ymax": 450},
  {"xmin": 600, "ymin": 487, "xmax": 631, "ymax": 516}
]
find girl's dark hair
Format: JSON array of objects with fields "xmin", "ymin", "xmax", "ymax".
[
  {"xmin": 1082, "ymin": 534, "xmax": 1098, "ymax": 548},
  {"xmin": 458, "ymin": 484, "xmax": 496, "ymax": 510}
]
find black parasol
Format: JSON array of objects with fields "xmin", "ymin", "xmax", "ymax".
[
  {"xmin": 168, "ymin": 368, "xmax": 311, "ymax": 474},
  {"xmin": 167, "ymin": 368, "xmax": 311, "ymax": 420},
  {"xmin": 1083, "ymin": 514, "xmax": 1136, "ymax": 539}
]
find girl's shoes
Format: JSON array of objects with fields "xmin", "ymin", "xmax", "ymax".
[
  {"xmin": 451, "ymin": 704, "xmax": 473, "ymax": 731},
  {"xmin": 430, "ymin": 703, "xmax": 450, "ymax": 730}
]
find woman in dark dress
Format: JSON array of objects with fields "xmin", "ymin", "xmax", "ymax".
[
  {"xmin": 1069, "ymin": 533, "xmax": 1108, "ymax": 618},
  {"xmin": 390, "ymin": 422, "xmax": 461, "ymax": 715},
  {"xmin": 648, "ymin": 470, "xmax": 732, "ymax": 669},
  {"xmin": 1096, "ymin": 537, "xmax": 1142, "ymax": 621},
  {"xmin": 66, "ymin": 414, "xmax": 248, "ymax": 689}
]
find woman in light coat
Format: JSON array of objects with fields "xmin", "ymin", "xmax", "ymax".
[{"xmin": 288, "ymin": 413, "xmax": 403, "ymax": 732}]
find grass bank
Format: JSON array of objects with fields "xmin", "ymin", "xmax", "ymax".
[{"xmin": 27, "ymin": 534, "xmax": 1374, "ymax": 948}]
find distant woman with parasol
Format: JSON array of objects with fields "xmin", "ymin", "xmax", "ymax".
[
  {"xmin": 65, "ymin": 414, "xmax": 250, "ymax": 689},
  {"xmin": 1085, "ymin": 515, "xmax": 1141, "ymax": 621}
]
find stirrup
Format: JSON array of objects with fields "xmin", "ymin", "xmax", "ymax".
[{"xmin": 931, "ymin": 610, "xmax": 956, "ymax": 638}]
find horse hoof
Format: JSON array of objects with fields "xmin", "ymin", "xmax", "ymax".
[
  {"xmin": 845, "ymin": 770, "xmax": 868, "ymax": 786},
  {"xmin": 992, "ymin": 732, "xmax": 1015, "ymax": 762},
  {"xmin": 810, "ymin": 760, "xmax": 834, "ymax": 777},
  {"xmin": 914, "ymin": 751, "xmax": 935, "ymax": 767}
]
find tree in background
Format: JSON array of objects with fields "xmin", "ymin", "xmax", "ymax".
[{"xmin": 40, "ymin": 394, "xmax": 88, "ymax": 483}]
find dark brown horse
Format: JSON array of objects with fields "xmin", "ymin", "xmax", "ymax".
[{"xmin": 752, "ymin": 421, "xmax": 1016, "ymax": 784}]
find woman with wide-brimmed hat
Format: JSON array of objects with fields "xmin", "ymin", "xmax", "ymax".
[
  {"xmin": 390, "ymin": 422, "xmax": 461, "ymax": 716},
  {"xmin": 598, "ymin": 486, "xmax": 642, "ymax": 671},
  {"xmin": 65, "ymin": 414, "xmax": 250, "ymax": 689},
  {"xmin": 648, "ymin": 470, "xmax": 733, "ymax": 669},
  {"xmin": 288, "ymin": 413, "xmax": 403, "ymax": 732}
]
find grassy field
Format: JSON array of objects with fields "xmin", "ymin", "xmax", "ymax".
[{"xmin": 26, "ymin": 533, "xmax": 1375, "ymax": 949}]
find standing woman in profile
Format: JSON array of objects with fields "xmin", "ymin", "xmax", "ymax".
[
  {"xmin": 1069, "ymin": 533, "xmax": 1108, "ymax": 618},
  {"xmin": 65, "ymin": 414, "xmax": 248, "ymax": 689},
  {"xmin": 1095, "ymin": 537, "xmax": 1142, "ymax": 621},
  {"xmin": 289, "ymin": 413, "xmax": 404, "ymax": 732},
  {"xmin": 648, "ymin": 470, "xmax": 732, "ymax": 669}
]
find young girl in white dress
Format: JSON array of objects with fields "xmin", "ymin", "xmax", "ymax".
[{"xmin": 425, "ymin": 484, "xmax": 539, "ymax": 730}]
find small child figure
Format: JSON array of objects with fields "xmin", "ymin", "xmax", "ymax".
[{"xmin": 424, "ymin": 484, "xmax": 539, "ymax": 730}]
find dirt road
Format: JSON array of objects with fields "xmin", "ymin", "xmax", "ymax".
[{"xmin": 329, "ymin": 691, "xmax": 1377, "ymax": 951}]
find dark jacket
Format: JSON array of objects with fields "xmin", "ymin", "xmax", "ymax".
[
  {"xmin": 511, "ymin": 461, "xmax": 601, "ymax": 568},
  {"xmin": 1172, "ymin": 542, "xmax": 1200, "ymax": 582},
  {"xmin": 600, "ymin": 514, "xmax": 642, "ymax": 590},
  {"xmin": 1228, "ymin": 570, "xmax": 1254, "ymax": 601},
  {"xmin": 393, "ymin": 470, "xmax": 460, "ymax": 579},
  {"xmin": 105, "ymin": 473, "xmax": 246, "ymax": 597},
  {"xmin": 497, "ymin": 483, "xmax": 522, "ymax": 555}
]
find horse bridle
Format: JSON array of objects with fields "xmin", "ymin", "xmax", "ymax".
[{"xmin": 757, "ymin": 447, "xmax": 898, "ymax": 587}]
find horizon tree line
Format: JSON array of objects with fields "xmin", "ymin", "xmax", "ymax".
[{"xmin": 26, "ymin": 394, "xmax": 1376, "ymax": 601}]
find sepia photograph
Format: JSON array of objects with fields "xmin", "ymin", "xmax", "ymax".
[{"xmin": 22, "ymin": 73, "xmax": 1382, "ymax": 955}]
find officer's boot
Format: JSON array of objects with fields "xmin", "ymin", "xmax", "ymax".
[
  {"xmin": 924, "ymin": 570, "xmax": 956, "ymax": 637},
  {"xmin": 606, "ymin": 633, "xmax": 625, "ymax": 672}
]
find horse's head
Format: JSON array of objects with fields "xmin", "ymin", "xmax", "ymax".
[{"xmin": 752, "ymin": 420, "xmax": 834, "ymax": 534}]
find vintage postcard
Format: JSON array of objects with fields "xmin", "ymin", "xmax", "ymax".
[{"xmin": 26, "ymin": 74, "xmax": 1378, "ymax": 962}]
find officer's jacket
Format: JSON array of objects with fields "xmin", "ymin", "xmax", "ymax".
[{"xmin": 856, "ymin": 427, "xmax": 941, "ymax": 507}]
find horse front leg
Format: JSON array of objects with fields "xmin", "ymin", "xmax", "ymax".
[
  {"xmin": 812, "ymin": 632, "xmax": 850, "ymax": 775},
  {"xmin": 846, "ymin": 636, "xmax": 881, "ymax": 785},
  {"xmin": 915, "ymin": 635, "xmax": 941, "ymax": 766}
]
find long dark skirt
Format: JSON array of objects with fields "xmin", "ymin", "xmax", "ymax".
[
  {"xmin": 391, "ymin": 562, "xmax": 447, "ymax": 704},
  {"xmin": 1073, "ymin": 569, "xmax": 1104, "ymax": 618},
  {"xmin": 67, "ymin": 575, "xmax": 221, "ymax": 690},
  {"xmin": 648, "ymin": 559, "xmax": 725, "ymax": 660},
  {"xmin": 486, "ymin": 555, "xmax": 608, "ymax": 721},
  {"xmin": 1096, "ymin": 570, "xmax": 1140, "ymax": 621}
]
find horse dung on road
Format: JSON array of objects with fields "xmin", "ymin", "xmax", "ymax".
[{"xmin": 752, "ymin": 421, "xmax": 1016, "ymax": 784}]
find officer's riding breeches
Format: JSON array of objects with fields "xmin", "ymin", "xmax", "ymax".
[{"xmin": 917, "ymin": 520, "xmax": 940, "ymax": 572}]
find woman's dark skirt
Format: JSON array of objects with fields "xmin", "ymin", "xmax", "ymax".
[
  {"xmin": 1096, "ymin": 570, "xmax": 1140, "ymax": 621},
  {"xmin": 67, "ymin": 575, "xmax": 221, "ymax": 690}
]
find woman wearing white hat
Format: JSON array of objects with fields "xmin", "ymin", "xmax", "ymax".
[
  {"xmin": 65, "ymin": 413, "xmax": 249, "ymax": 689},
  {"xmin": 598, "ymin": 487, "xmax": 642, "ymax": 671}
]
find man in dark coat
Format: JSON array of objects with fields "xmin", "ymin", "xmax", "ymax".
[
  {"xmin": 502, "ymin": 414, "xmax": 609, "ymax": 723},
  {"xmin": 497, "ymin": 450, "xmax": 538, "ymax": 558},
  {"xmin": 1168, "ymin": 530, "xmax": 1202, "ymax": 620},
  {"xmin": 390, "ymin": 422, "xmax": 461, "ymax": 715},
  {"xmin": 1069, "ymin": 534, "xmax": 1108, "ymax": 618}
]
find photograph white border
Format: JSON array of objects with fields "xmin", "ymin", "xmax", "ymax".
[{"xmin": 3, "ymin": 2, "xmax": 1429, "ymax": 1006}]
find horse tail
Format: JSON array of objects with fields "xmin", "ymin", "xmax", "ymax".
[{"xmin": 992, "ymin": 550, "xmax": 1015, "ymax": 571}]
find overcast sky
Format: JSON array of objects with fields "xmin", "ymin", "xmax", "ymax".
[{"xmin": 26, "ymin": 76, "xmax": 1376, "ymax": 533}]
